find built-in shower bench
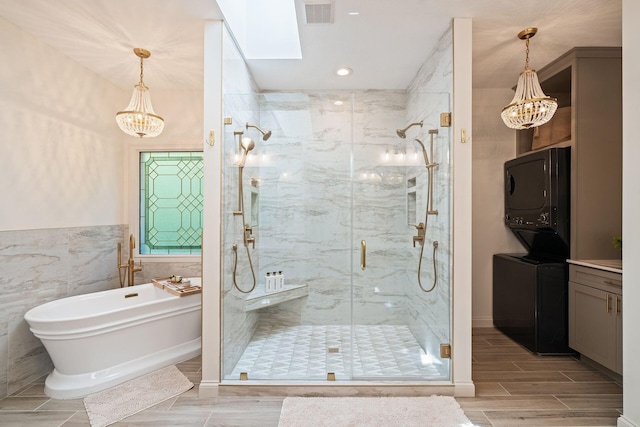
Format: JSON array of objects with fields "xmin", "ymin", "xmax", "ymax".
[{"xmin": 244, "ymin": 284, "xmax": 308, "ymax": 312}]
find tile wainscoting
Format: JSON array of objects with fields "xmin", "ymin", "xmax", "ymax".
[{"xmin": 0, "ymin": 225, "xmax": 201, "ymax": 398}]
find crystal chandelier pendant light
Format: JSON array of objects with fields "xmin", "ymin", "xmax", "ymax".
[
  {"xmin": 116, "ymin": 48, "xmax": 165, "ymax": 138},
  {"xmin": 501, "ymin": 28, "xmax": 558, "ymax": 130}
]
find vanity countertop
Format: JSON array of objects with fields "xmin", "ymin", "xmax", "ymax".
[{"xmin": 567, "ymin": 259, "xmax": 622, "ymax": 274}]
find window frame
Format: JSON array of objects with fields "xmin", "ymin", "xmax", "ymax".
[{"xmin": 128, "ymin": 142, "xmax": 204, "ymax": 263}]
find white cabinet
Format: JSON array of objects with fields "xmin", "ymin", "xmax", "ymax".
[{"xmin": 568, "ymin": 264, "xmax": 622, "ymax": 374}]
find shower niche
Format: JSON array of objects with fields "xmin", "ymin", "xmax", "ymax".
[
  {"xmin": 249, "ymin": 179, "xmax": 259, "ymax": 228},
  {"xmin": 407, "ymin": 176, "xmax": 417, "ymax": 225}
]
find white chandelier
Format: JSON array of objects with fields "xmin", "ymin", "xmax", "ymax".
[
  {"xmin": 501, "ymin": 28, "xmax": 558, "ymax": 130},
  {"xmin": 116, "ymin": 48, "xmax": 164, "ymax": 138}
]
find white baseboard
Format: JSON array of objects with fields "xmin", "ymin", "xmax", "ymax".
[
  {"xmin": 472, "ymin": 317, "xmax": 493, "ymax": 328},
  {"xmin": 618, "ymin": 415, "xmax": 640, "ymax": 427},
  {"xmin": 198, "ymin": 380, "xmax": 219, "ymax": 397},
  {"xmin": 454, "ymin": 381, "xmax": 475, "ymax": 397}
]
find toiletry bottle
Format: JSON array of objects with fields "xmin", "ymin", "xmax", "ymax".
[
  {"xmin": 265, "ymin": 272, "xmax": 272, "ymax": 293},
  {"xmin": 272, "ymin": 272, "xmax": 278, "ymax": 292},
  {"xmin": 277, "ymin": 271, "xmax": 284, "ymax": 290}
]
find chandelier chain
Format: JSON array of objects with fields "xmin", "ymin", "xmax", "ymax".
[
  {"xmin": 525, "ymin": 37, "xmax": 530, "ymax": 70},
  {"xmin": 139, "ymin": 55, "xmax": 144, "ymax": 85}
]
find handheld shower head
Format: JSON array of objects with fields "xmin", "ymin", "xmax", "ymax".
[
  {"xmin": 241, "ymin": 137, "xmax": 255, "ymax": 152},
  {"xmin": 237, "ymin": 137, "xmax": 255, "ymax": 168},
  {"xmin": 246, "ymin": 123, "xmax": 272, "ymax": 141},
  {"xmin": 396, "ymin": 121, "xmax": 423, "ymax": 138},
  {"xmin": 413, "ymin": 138, "xmax": 430, "ymax": 166}
]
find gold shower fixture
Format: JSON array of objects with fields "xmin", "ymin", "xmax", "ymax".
[
  {"xmin": 501, "ymin": 28, "xmax": 558, "ymax": 129},
  {"xmin": 116, "ymin": 48, "xmax": 165, "ymax": 138}
]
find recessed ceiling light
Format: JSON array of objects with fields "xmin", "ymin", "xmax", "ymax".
[
  {"xmin": 334, "ymin": 100, "xmax": 344, "ymax": 106},
  {"xmin": 348, "ymin": 12, "xmax": 360, "ymax": 16},
  {"xmin": 336, "ymin": 67, "xmax": 352, "ymax": 77}
]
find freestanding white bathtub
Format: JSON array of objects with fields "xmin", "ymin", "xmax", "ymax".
[{"xmin": 24, "ymin": 278, "xmax": 201, "ymax": 399}]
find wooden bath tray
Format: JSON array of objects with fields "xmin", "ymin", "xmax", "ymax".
[{"xmin": 152, "ymin": 277, "xmax": 202, "ymax": 297}]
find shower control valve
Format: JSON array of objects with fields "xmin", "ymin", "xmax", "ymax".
[
  {"xmin": 246, "ymin": 236, "xmax": 255, "ymax": 249},
  {"xmin": 244, "ymin": 224, "xmax": 255, "ymax": 248},
  {"xmin": 412, "ymin": 222, "xmax": 426, "ymax": 247}
]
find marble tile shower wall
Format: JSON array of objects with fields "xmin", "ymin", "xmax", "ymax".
[
  {"xmin": 221, "ymin": 27, "xmax": 262, "ymax": 378},
  {"xmin": 255, "ymin": 90, "xmax": 414, "ymax": 327},
  {"xmin": 352, "ymin": 91, "xmax": 416, "ymax": 325},
  {"xmin": 0, "ymin": 225, "xmax": 125, "ymax": 398},
  {"xmin": 255, "ymin": 93, "xmax": 354, "ymax": 326},
  {"xmin": 404, "ymin": 26, "xmax": 453, "ymax": 351}
]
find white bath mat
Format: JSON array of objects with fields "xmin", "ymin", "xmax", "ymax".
[
  {"xmin": 83, "ymin": 365, "xmax": 193, "ymax": 427},
  {"xmin": 278, "ymin": 396, "xmax": 473, "ymax": 427}
]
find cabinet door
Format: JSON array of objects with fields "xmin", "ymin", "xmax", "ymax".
[
  {"xmin": 615, "ymin": 294, "xmax": 623, "ymax": 374},
  {"xmin": 568, "ymin": 281, "xmax": 617, "ymax": 371}
]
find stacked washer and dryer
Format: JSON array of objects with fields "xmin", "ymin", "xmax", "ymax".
[{"xmin": 493, "ymin": 147, "xmax": 574, "ymax": 354}]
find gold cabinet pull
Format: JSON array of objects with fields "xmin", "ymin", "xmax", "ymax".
[
  {"xmin": 360, "ymin": 240, "xmax": 366, "ymax": 270},
  {"xmin": 606, "ymin": 294, "xmax": 612, "ymax": 313},
  {"xmin": 604, "ymin": 280, "xmax": 620, "ymax": 286},
  {"xmin": 616, "ymin": 296, "xmax": 621, "ymax": 315}
]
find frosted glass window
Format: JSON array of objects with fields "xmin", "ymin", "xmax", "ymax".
[{"xmin": 139, "ymin": 152, "xmax": 203, "ymax": 255}]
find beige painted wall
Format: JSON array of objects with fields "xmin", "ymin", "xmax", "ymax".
[
  {"xmin": 0, "ymin": 16, "xmax": 126, "ymax": 232},
  {"xmin": 471, "ymin": 88, "xmax": 523, "ymax": 327},
  {"xmin": 621, "ymin": 1, "xmax": 640, "ymax": 425}
]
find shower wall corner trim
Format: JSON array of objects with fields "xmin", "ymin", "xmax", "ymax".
[
  {"xmin": 450, "ymin": 17, "xmax": 474, "ymax": 394},
  {"xmin": 201, "ymin": 19, "xmax": 225, "ymax": 387}
]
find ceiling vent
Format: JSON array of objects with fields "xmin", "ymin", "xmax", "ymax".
[{"xmin": 304, "ymin": 2, "xmax": 334, "ymax": 24}]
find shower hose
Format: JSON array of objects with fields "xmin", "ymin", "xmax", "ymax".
[
  {"xmin": 417, "ymin": 164, "xmax": 438, "ymax": 293},
  {"xmin": 232, "ymin": 165, "xmax": 257, "ymax": 294}
]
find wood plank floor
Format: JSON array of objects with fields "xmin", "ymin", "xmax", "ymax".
[
  {"xmin": 460, "ymin": 327, "xmax": 622, "ymax": 427},
  {"xmin": 0, "ymin": 327, "xmax": 623, "ymax": 426}
]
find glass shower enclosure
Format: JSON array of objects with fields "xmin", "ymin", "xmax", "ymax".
[{"xmin": 221, "ymin": 90, "xmax": 451, "ymax": 382}]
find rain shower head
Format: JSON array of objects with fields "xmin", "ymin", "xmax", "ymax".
[
  {"xmin": 396, "ymin": 120, "xmax": 423, "ymax": 138},
  {"xmin": 246, "ymin": 123, "xmax": 272, "ymax": 141}
]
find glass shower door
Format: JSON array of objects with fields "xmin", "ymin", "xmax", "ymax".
[
  {"xmin": 221, "ymin": 90, "xmax": 451, "ymax": 382},
  {"xmin": 350, "ymin": 91, "xmax": 452, "ymax": 381}
]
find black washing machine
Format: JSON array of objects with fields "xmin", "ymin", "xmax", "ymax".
[{"xmin": 493, "ymin": 253, "xmax": 572, "ymax": 354}]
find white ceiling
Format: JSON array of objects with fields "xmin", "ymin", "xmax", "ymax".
[{"xmin": 0, "ymin": 0, "xmax": 621, "ymax": 92}]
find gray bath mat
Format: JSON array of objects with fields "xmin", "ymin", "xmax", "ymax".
[
  {"xmin": 83, "ymin": 365, "xmax": 193, "ymax": 427},
  {"xmin": 278, "ymin": 396, "xmax": 472, "ymax": 427}
]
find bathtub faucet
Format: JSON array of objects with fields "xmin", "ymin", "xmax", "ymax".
[
  {"xmin": 117, "ymin": 234, "xmax": 143, "ymax": 287},
  {"xmin": 127, "ymin": 234, "xmax": 143, "ymax": 286}
]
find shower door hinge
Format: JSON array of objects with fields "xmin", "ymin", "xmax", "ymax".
[
  {"xmin": 440, "ymin": 343, "xmax": 451, "ymax": 359},
  {"xmin": 440, "ymin": 112, "xmax": 452, "ymax": 127},
  {"xmin": 327, "ymin": 372, "xmax": 336, "ymax": 381},
  {"xmin": 240, "ymin": 372, "xmax": 248, "ymax": 380},
  {"xmin": 224, "ymin": 117, "xmax": 233, "ymax": 125}
]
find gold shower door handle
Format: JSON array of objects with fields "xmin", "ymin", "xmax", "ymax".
[{"xmin": 360, "ymin": 240, "xmax": 366, "ymax": 270}]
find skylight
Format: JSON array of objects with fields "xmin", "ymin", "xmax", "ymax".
[{"xmin": 216, "ymin": 0, "xmax": 302, "ymax": 59}]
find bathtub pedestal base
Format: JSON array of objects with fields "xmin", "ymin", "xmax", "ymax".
[{"xmin": 45, "ymin": 338, "xmax": 201, "ymax": 399}]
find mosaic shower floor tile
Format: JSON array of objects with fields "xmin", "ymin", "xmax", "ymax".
[{"xmin": 227, "ymin": 325, "xmax": 449, "ymax": 380}]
